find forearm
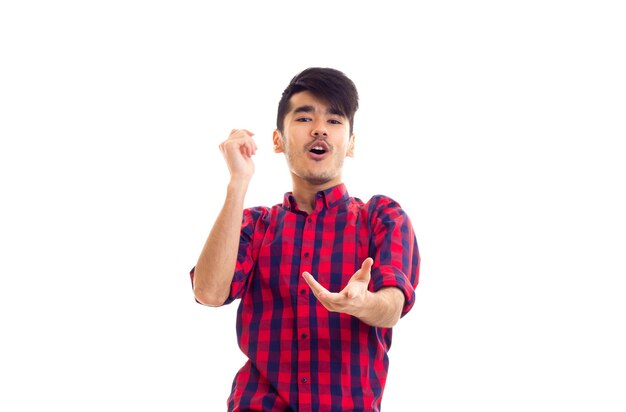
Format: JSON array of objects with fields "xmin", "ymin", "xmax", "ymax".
[
  {"xmin": 193, "ymin": 179, "xmax": 249, "ymax": 306},
  {"xmin": 356, "ymin": 287, "xmax": 405, "ymax": 328}
]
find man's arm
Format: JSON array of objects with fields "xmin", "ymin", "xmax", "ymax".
[
  {"xmin": 303, "ymin": 258, "xmax": 405, "ymax": 328},
  {"xmin": 355, "ymin": 287, "xmax": 405, "ymax": 328},
  {"xmin": 193, "ymin": 129, "xmax": 256, "ymax": 306}
]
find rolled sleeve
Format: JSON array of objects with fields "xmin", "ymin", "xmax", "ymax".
[
  {"xmin": 368, "ymin": 196, "xmax": 420, "ymax": 317},
  {"xmin": 371, "ymin": 265, "xmax": 416, "ymax": 316},
  {"xmin": 188, "ymin": 206, "xmax": 267, "ymax": 305}
]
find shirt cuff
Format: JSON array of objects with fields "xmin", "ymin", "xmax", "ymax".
[
  {"xmin": 189, "ymin": 267, "xmax": 203, "ymax": 305},
  {"xmin": 371, "ymin": 265, "xmax": 416, "ymax": 317},
  {"xmin": 189, "ymin": 266, "xmax": 238, "ymax": 306}
]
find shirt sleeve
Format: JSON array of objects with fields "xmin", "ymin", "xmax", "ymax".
[
  {"xmin": 189, "ymin": 206, "xmax": 267, "ymax": 305},
  {"xmin": 367, "ymin": 196, "xmax": 420, "ymax": 317}
]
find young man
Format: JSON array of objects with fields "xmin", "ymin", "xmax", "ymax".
[{"xmin": 190, "ymin": 68, "xmax": 420, "ymax": 411}]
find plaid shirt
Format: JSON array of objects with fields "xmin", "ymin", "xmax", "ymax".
[{"xmin": 191, "ymin": 184, "xmax": 420, "ymax": 411}]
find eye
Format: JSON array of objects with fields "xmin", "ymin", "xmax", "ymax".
[
  {"xmin": 328, "ymin": 119, "xmax": 342, "ymax": 125},
  {"xmin": 296, "ymin": 117, "xmax": 312, "ymax": 122}
]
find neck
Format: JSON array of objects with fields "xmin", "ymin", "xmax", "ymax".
[{"xmin": 291, "ymin": 175, "xmax": 342, "ymax": 214}]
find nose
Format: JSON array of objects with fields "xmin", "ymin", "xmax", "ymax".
[{"xmin": 311, "ymin": 119, "xmax": 328, "ymax": 137}]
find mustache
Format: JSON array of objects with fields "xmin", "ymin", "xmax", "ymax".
[{"xmin": 306, "ymin": 139, "xmax": 332, "ymax": 151}]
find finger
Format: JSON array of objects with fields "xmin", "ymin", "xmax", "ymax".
[
  {"xmin": 317, "ymin": 291, "xmax": 342, "ymax": 307},
  {"xmin": 353, "ymin": 257, "xmax": 374, "ymax": 282},
  {"xmin": 361, "ymin": 257, "xmax": 374, "ymax": 272},
  {"xmin": 238, "ymin": 136, "xmax": 256, "ymax": 156},
  {"xmin": 222, "ymin": 137, "xmax": 255, "ymax": 157},
  {"xmin": 229, "ymin": 129, "xmax": 255, "ymax": 140},
  {"xmin": 345, "ymin": 282, "xmax": 363, "ymax": 299},
  {"xmin": 229, "ymin": 129, "xmax": 245, "ymax": 139},
  {"xmin": 302, "ymin": 272, "xmax": 330, "ymax": 299},
  {"xmin": 242, "ymin": 141, "xmax": 253, "ymax": 157}
]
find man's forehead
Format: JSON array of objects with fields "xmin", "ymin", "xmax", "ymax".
[{"xmin": 288, "ymin": 92, "xmax": 344, "ymax": 116}]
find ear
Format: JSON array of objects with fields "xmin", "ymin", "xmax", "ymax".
[
  {"xmin": 346, "ymin": 133, "xmax": 355, "ymax": 157},
  {"xmin": 272, "ymin": 130, "xmax": 284, "ymax": 153}
]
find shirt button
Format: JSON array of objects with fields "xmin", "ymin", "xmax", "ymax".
[
  {"xmin": 307, "ymin": 217, "xmax": 313, "ymax": 223},
  {"xmin": 304, "ymin": 252, "xmax": 310, "ymax": 258},
  {"xmin": 301, "ymin": 333, "xmax": 308, "ymax": 339},
  {"xmin": 301, "ymin": 377, "xmax": 308, "ymax": 383},
  {"xmin": 300, "ymin": 289, "xmax": 306, "ymax": 295}
]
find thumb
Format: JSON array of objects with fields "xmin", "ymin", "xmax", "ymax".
[{"xmin": 354, "ymin": 257, "xmax": 373, "ymax": 282}]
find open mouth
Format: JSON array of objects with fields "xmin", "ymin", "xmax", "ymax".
[
  {"xmin": 309, "ymin": 146, "xmax": 327, "ymax": 155},
  {"xmin": 308, "ymin": 141, "xmax": 330, "ymax": 158}
]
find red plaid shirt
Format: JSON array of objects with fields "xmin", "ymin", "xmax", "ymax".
[{"xmin": 191, "ymin": 184, "xmax": 420, "ymax": 411}]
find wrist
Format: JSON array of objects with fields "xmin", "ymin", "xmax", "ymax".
[
  {"xmin": 226, "ymin": 178, "xmax": 250, "ymax": 202},
  {"xmin": 228, "ymin": 176, "xmax": 251, "ymax": 190},
  {"xmin": 353, "ymin": 290, "xmax": 375, "ymax": 319}
]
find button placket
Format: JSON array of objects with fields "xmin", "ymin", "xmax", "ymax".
[{"xmin": 297, "ymin": 213, "xmax": 316, "ymax": 406}]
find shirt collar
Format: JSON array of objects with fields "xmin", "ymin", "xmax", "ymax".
[{"xmin": 283, "ymin": 183, "xmax": 350, "ymax": 213}]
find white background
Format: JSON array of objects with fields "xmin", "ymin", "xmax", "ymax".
[{"xmin": 1, "ymin": 1, "xmax": 625, "ymax": 411}]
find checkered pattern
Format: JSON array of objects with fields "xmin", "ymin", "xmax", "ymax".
[{"xmin": 190, "ymin": 184, "xmax": 420, "ymax": 411}]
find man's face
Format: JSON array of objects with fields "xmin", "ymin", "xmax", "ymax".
[{"xmin": 273, "ymin": 91, "xmax": 354, "ymax": 187}]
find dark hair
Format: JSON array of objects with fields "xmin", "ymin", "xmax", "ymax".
[{"xmin": 276, "ymin": 67, "xmax": 359, "ymax": 135}]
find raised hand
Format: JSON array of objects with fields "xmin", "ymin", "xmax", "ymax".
[
  {"xmin": 303, "ymin": 257, "xmax": 374, "ymax": 318},
  {"xmin": 218, "ymin": 129, "xmax": 257, "ymax": 182}
]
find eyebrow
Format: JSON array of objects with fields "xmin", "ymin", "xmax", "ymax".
[
  {"xmin": 293, "ymin": 105, "xmax": 345, "ymax": 117},
  {"xmin": 293, "ymin": 105, "xmax": 315, "ymax": 114}
]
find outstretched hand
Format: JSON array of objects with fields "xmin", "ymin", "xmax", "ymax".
[{"xmin": 303, "ymin": 257, "xmax": 374, "ymax": 318}]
